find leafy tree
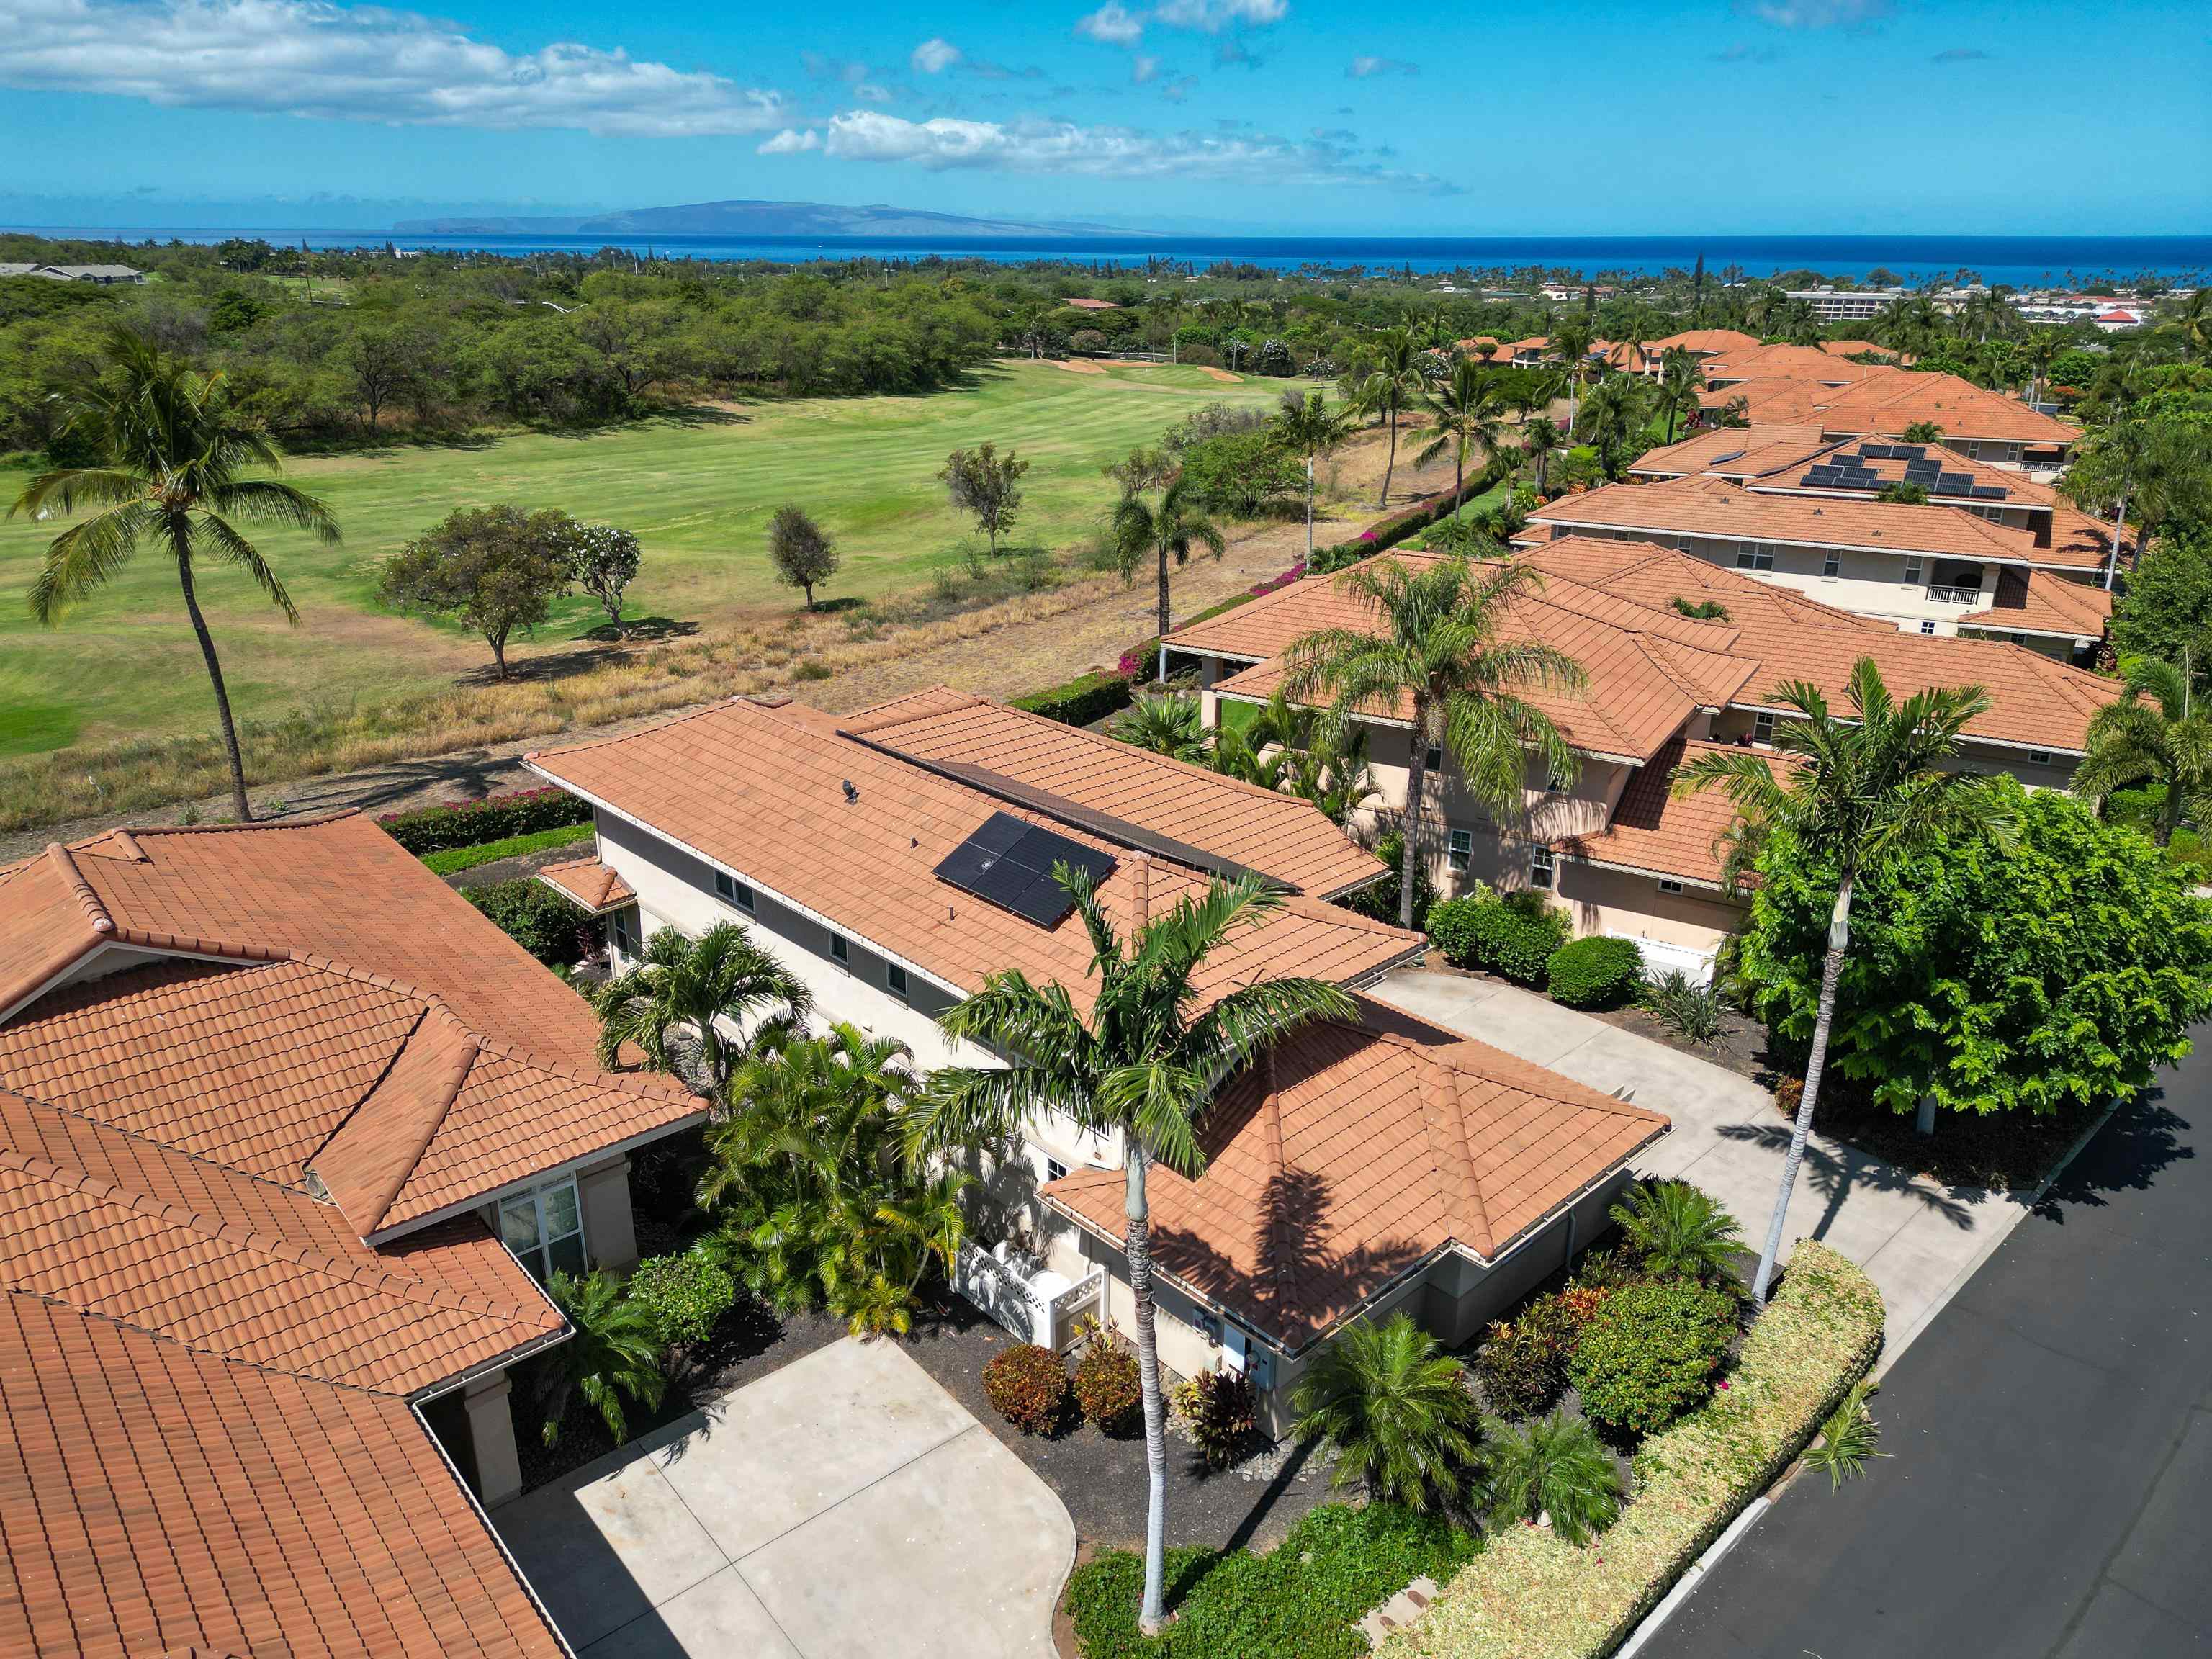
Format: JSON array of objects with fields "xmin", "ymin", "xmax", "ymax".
[
  {"xmin": 1283, "ymin": 556, "xmax": 1584, "ymax": 928},
  {"xmin": 1673, "ymin": 659, "xmax": 2015, "ymax": 1305},
  {"xmin": 1112, "ymin": 475, "xmax": 1227, "ymax": 639},
  {"xmin": 1342, "ymin": 327, "xmax": 1424, "ymax": 507},
  {"xmin": 566, "ymin": 519, "xmax": 644, "ymax": 636},
  {"xmin": 940, "ymin": 441, "xmax": 1030, "ymax": 554},
  {"xmin": 1416, "ymin": 358, "xmax": 1511, "ymax": 519},
  {"xmin": 1483, "ymin": 1413, "xmax": 1622, "ymax": 1545},
  {"xmin": 766, "ymin": 503, "xmax": 839, "ymax": 608},
  {"xmin": 1877, "ymin": 480, "xmax": 1930, "ymax": 504},
  {"xmin": 1901, "ymin": 420, "xmax": 1945, "ymax": 444},
  {"xmin": 378, "ymin": 504, "xmax": 575, "ymax": 679},
  {"xmin": 2112, "ymin": 524, "xmax": 2212, "ymax": 679},
  {"xmin": 2072, "ymin": 656, "xmax": 2212, "ymax": 845},
  {"xmin": 1292, "ymin": 1313, "xmax": 1483, "ymax": 1513},
  {"xmin": 1110, "ymin": 691, "xmax": 1208, "ymax": 762},
  {"xmin": 537, "ymin": 1269, "xmax": 666, "ymax": 1445},
  {"xmin": 902, "ymin": 868, "xmax": 1354, "ymax": 1635},
  {"xmin": 1174, "ymin": 428, "xmax": 1303, "ymax": 520},
  {"xmin": 2066, "ymin": 414, "xmax": 2212, "ymax": 575},
  {"xmin": 1272, "ymin": 388, "xmax": 1356, "ymax": 560},
  {"xmin": 11, "ymin": 324, "xmax": 338, "ymax": 822},
  {"xmin": 1608, "ymin": 1179, "xmax": 1743, "ymax": 1286},
  {"xmin": 590, "ymin": 922, "xmax": 812, "ymax": 1100}
]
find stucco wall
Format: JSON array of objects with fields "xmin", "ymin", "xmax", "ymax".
[{"xmin": 1555, "ymin": 862, "xmax": 1743, "ymax": 953}]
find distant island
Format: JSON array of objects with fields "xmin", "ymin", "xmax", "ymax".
[{"xmin": 392, "ymin": 198, "xmax": 1149, "ymax": 239}]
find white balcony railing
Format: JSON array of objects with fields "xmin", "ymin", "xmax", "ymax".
[{"xmin": 953, "ymin": 1241, "xmax": 1105, "ymax": 1352}]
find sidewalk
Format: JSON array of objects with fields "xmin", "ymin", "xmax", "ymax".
[{"xmin": 1372, "ymin": 968, "xmax": 2027, "ymax": 1358}]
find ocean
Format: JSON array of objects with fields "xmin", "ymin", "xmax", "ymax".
[{"xmin": 8, "ymin": 228, "xmax": 2207, "ymax": 288}]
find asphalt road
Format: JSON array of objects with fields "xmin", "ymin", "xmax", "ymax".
[{"xmin": 1646, "ymin": 1038, "xmax": 2211, "ymax": 1659}]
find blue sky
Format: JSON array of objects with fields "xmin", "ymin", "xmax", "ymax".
[{"xmin": 1, "ymin": 0, "xmax": 2204, "ymax": 233}]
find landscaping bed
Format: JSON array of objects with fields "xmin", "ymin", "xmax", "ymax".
[{"xmin": 1812, "ymin": 1084, "xmax": 2111, "ymax": 1195}]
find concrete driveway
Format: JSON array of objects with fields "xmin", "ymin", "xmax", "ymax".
[
  {"xmin": 1374, "ymin": 968, "xmax": 2029, "ymax": 1357},
  {"xmin": 493, "ymin": 1336, "xmax": 1075, "ymax": 1659}
]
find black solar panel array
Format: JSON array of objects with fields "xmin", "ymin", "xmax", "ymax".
[
  {"xmin": 933, "ymin": 811, "xmax": 1119, "ymax": 927},
  {"xmin": 1935, "ymin": 472, "xmax": 1977, "ymax": 495},
  {"xmin": 1969, "ymin": 484, "xmax": 2010, "ymax": 500}
]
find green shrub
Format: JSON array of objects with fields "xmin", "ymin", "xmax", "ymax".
[
  {"xmin": 1425, "ymin": 890, "xmax": 1498, "ymax": 964},
  {"xmin": 379, "ymin": 786, "xmax": 593, "ymax": 855},
  {"xmin": 1174, "ymin": 1367, "xmax": 1257, "ymax": 1467},
  {"xmin": 1568, "ymin": 1277, "xmax": 1737, "ymax": 1436},
  {"xmin": 1074, "ymin": 1334, "xmax": 1143, "ymax": 1433},
  {"xmin": 1545, "ymin": 936, "xmax": 1643, "ymax": 1008},
  {"xmin": 465, "ymin": 878, "xmax": 601, "ymax": 967},
  {"xmin": 982, "ymin": 1344, "xmax": 1071, "ymax": 1435},
  {"xmin": 1442, "ymin": 893, "xmax": 1566, "ymax": 982},
  {"xmin": 1012, "ymin": 669, "xmax": 1136, "ymax": 727},
  {"xmin": 1344, "ymin": 829, "xmax": 1438, "ymax": 931},
  {"xmin": 1639, "ymin": 969, "xmax": 1728, "ymax": 1051},
  {"xmin": 1472, "ymin": 1311, "xmax": 1569, "ymax": 1421},
  {"xmin": 624, "ymin": 1253, "xmax": 737, "ymax": 1354}
]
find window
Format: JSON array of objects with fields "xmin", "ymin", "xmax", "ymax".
[
  {"xmin": 1424, "ymin": 744, "xmax": 1442, "ymax": 772},
  {"xmin": 1448, "ymin": 828, "xmax": 1473, "ymax": 876},
  {"xmin": 1920, "ymin": 621, "xmax": 1938, "ymax": 635},
  {"xmin": 1545, "ymin": 769, "xmax": 1570, "ymax": 795},
  {"xmin": 1753, "ymin": 711, "xmax": 1776, "ymax": 742},
  {"xmin": 1902, "ymin": 557, "xmax": 1924, "ymax": 585},
  {"xmin": 830, "ymin": 932, "xmax": 850, "ymax": 967},
  {"xmin": 886, "ymin": 962, "xmax": 909, "ymax": 999},
  {"xmin": 500, "ymin": 1177, "xmax": 585, "ymax": 1282},
  {"xmin": 1821, "ymin": 552, "xmax": 1842, "ymax": 577},
  {"xmin": 2010, "ymin": 631, "xmax": 2026, "ymax": 644},
  {"xmin": 608, "ymin": 905, "xmax": 639, "ymax": 957},
  {"xmin": 1732, "ymin": 544, "xmax": 1773, "ymax": 572},
  {"xmin": 2028, "ymin": 749, "xmax": 2053, "ymax": 765},
  {"xmin": 1529, "ymin": 846, "xmax": 1555, "ymax": 891},
  {"xmin": 713, "ymin": 870, "xmax": 755, "ymax": 913},
  {"xmin": 1045, "ymin": 1157, "xmax": 1069, "ymax": 1184},
  {"xmin": 1658, "ymin": 878, "xmax": 1685, "ymax": 895}
]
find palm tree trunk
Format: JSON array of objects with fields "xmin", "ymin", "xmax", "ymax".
[
  {"xmin": 1380, "ymin": 405, "xmax": 1399, "ymax": 508},
  {"xmin": 1305, "ymin": 455, "xmax": 1315, "ymax": 562},
  {"xmin": 175, "ymin": 541, "xmax": 253, "ymax": 823},
  {"xmin": 1399, "ymin": 709, "xmax": 1433, "ymax": 929},
  {"xmin": 1124, "ymin": 1148, "xmax": 1171, "ymax": 1634},
  {"xmin": 1156, "ymin": 545, "xmax": 1172, "ymax": 639},
  {"xmin": 1751, "ymin": 873, "xmax": 1852, "ymax": 1307},
  {"xmin": 2159, "ymin": 769, "xmax": 2183, "ymax": 847},
  {"xmin": 1452, "ymin": 442, "xmax": 1465, "ymax": 521}
]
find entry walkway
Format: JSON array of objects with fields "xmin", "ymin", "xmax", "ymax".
[
  {"xmin": 494, "ymin": 1336, "xmax": 1075, "ymax": 1659},
  {"xmin": 1373, "ymin": 968, "xmax": 2028, "ymax": 1356}
]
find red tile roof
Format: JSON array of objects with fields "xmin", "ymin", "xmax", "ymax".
[
  {"xmin": 1043, "ymin": 999, "xmax": 1667, "ymax": 1349},
  {"xmin": 1629, "ymin": 425, "xmax": 1838, "ymax": 480},
  {"xmin": 1555, "ymin": 737, "xmax": 1796, "ymax": 886},
  {"xmin": 534, "ymin": 855, "xmax": 634, "ymax": 914},
  {"xmin": 1960, "ymin": 567, "xmax": 2114, "ymax": 641},
  {"xmin": 1708, "ymin": 364, "xmax": 2080, "ymax": 446},
  {"xmin": 1645, "ymin": 329, "xmax": 1762, "ymax": 357}
]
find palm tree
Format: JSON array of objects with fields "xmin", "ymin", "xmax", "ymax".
[
  {"xmin": 1609, "ymin": 1179, "xmax": 1744, "ymax": 1285},
  {"xmin": 1415, "ymin": 359, "xmax": 1511, "ymax": 519},
  {"xmin": 591, "ymin": 922, "xmax": 812, "ymax": 1101},
  {"xmin": 1673, "ymin": 660, "xmax": 2015, "ymax": 1305},
  {"xmin": 901, "ymin": 868, "xmax": 1354, "ymax": 1635},
  {"xmin": 538, "ymin": 1269, "xmax": 667, "ymax": 1445},
  {"xmin": 1547, "ymin": 317, "xmax": 1595, "ymax": 436},
  {"xmin": 1113, "ymin": 476, "xmax": 1226, "ymax": 639},
  {"xmin": 1485, "ymin": 1413, "xmax": 1621, "ymax": 1545},
  {"xmin": 2178, "ymin": 289, "xmax": 2212, "ymax": 361},
  {"xmin": 1282, "ymin": 556, "xmax": 1585, "ymax": 927},
  {"xmin": 2072, "ymin": 655, "xmax": 2212, "ymax": 847},
  {"xmin": 1110, "ymin": 691, "xmax": 1208, "ymax": 762},
  {"xmin": 1652, "ymin": 346, "xmax": 1707, "ymax": 445},
  {"xmin": 2023, "ymin": 331, "xmax": 2062, "ymax": 407},
  {"xmin": 1575, "ymin": 374, "xmax": 1654, "ymax": 480},
  {"xmin": 2063, "ymin": 415, "xmax": 2152, "ymax": 590},
  {"xmin": 1272, "ymin": 388, "xmax": 1355, "ymax": 561},
  {"xmin": 1346, "ymin": 328, "xmax": 1424, "ymax": 507},
  {"xmin": 1520, "ymin": 415, "xmax": 1563, "ymax": 496},
  {"xmin": 1292, "ymin": 1313, "xmax": 1483, "ymax": 1513},
  {"xmin": 11, "ymin": 324, "xmax": 339, "ymax": 822}
]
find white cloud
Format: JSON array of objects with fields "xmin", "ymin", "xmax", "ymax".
[
  {"xmin": 1131, "ymin": 53, "xmax": 1159, "ymax": 83},
  {"xmin": 1737, "ymin": 0, "xmax": 1891, "ymax": 25},
  {"xmin": 910, "ymin": 37, "xmax": 961, "ymax": 74},
  {"xmin": 1154, "ymin": 0, "xmax": 1287, "ymax": 30},
  {"xmin": 1, "ymin": 0, "xmax": 795, "ymax": 136},
  {"xmin": 1075, "ymin": 2, "xmax": 1145, "ymax": 46},
  {"xmin": 1346, "ymin": 54, "xmax": 1418, "ymax": 78},
  {"xmin": 758, "ymin": 127, "xmax": 822, "ymax": 153},
  {"xmin": 853, "ymin": 81, "xmax": 892, "ymax": 102}
]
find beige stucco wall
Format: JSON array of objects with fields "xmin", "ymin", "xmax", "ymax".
[{"xmin": 1555, "ymin": 861, "xmax": 1743, "ymax": 953}]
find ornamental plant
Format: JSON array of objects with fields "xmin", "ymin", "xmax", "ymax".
[
  {"xmin": 983, "ymin": 1344, "xmax": 1073, "ymax": 1436},
  {"xmin": 1175, "ymin": 1367, "xmax": 1257, "ymax": 1468},
  {"xmin": 1568, "ymin": 1277, "xmax": 1737, "ymax": 1436},
  {"xmin": 1074, "ymin": 1327, "xmax": 1143, "ymax": 1434},
  {"xmin": 1545, "ymin": 935, "xmax": 1643, "ymax": 1009},
  {"xmin": 624, "ymin": 1252, "xmax": 737, "ymax": 1357}
]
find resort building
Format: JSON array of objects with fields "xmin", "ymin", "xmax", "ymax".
[{"xmin": 1784, "ymin": 286, "xmax": 1905, "ymax": 322}]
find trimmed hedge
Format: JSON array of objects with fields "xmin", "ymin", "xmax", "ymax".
[
  {"xmin": 624, "ymin": 1253, "xmax": 737, "ymax": 1354},
  {"xmin": 1425, "ymin": 891, "xmax": 1496, "ymax": 964},
  {"xmin": 467, "ymin": 878, "xmax": 601, "ymax": 968},
  {"xmin": 1440, "ymin": 895, "xmax": 1568, "ymax": 984},
  {"xmin": 1012, "ymin": 669, "xmax": 1136, "ymax": 727},
  {"xmin": 1378, "ymin": 1243, "xmax": 1884, "ymax": 1659},
  {"xmin": 1568, "ymin": 1277, "xmax": 1738, "ymax": 1435},
  {"xmin": 1546, "ymin": 936, "xmax": 1645, "ymax": 1010},
  {"xmin": 379, "ymin": 786, "xmax": 593, "ymax": 855}
]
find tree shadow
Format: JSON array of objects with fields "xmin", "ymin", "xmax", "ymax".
[
  {"xmin": 1716, "ymin": 1119, "xmax": 1981, "ymax": 1236},
  {"xmin": 572, "ymin": 616, "xmax": 700, "ymax": 643},
  {"xmin": 649, "ymin": 400, "xmax": 751, "ymax": 428},
  {"xmin": 2031, "ymin": 1092, "xmax": 2191, "ymax": 1223},
  {"xmin": 803, "ymin": 596, "xmax": 870, "ymax": 616}
]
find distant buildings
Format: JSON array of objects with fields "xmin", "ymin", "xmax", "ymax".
[
  {"xmin": 0, "ymin": 262, "xmax": 144, "ymax": 285},
  {"xmin": 1784, "ymin": 286, "xmax": 1906, "ymax": 322}
]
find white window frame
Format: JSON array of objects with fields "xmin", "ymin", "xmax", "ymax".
[
  {"xmin": 1753, "ymin": 711, "xmax": 1776, "ymax": 743},
  {"xmin": 2028, "ymin": 749, "xmax": 2053, "ymax": 765},
  {"xmin": 1658, "ymin": 878, "xmax": 1685, "ymax": 894},
  {"xmin": 1448, "ymin": 827, "xmax": 1473, "ymax": 876},
  {"xmin": 1045, "ymin": 1156, "xmax": 1069, "ymax": 1184},
  {"xmin": 714, "ymin": 870, "xmax": 755, "ymax": 913},
  {"xmin": 608, "ymin": 904, "xmax": 639, "ymax": 958},
  {"xmin": 1902, "ymin": 557, "xmax": 1925, "ymax": 585},
  {"xmin": 500, "ymin": 1175, "xmax": 587, "ymax": 1282},
  {"xmin": 1920, "ymin": 621, "xmax": 1938, "ymax": 634},
  {"xmin": 1529, "ymin": 846, "xmax": 1556, "ymax": 891},
  {"xmin": 1821, "ymin": 552, "xmax": 1842, "ymax": 577}
]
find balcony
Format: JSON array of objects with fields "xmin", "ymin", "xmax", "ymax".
[{"xmin": 1927, "ymin": 584, "xmax": 1983, "ymax": 605}]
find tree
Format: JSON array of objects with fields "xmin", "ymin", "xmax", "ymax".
[
  {"xmin": 536, "ymin": 1269, "xmax": 666, "ymax": 1445},
  {"xmin": 1414, "ymin": 359, "xmax": 1511, "ymax": 519},
  {"xmin": 1292, "ymin": 1313, "xmax": 1483, "ymax": 1513},
  {"xmin": 379, "ymin": 505, "xmax": 575, "ymax": 678},
  {"xmin": 1575, "ymin": 374, "xmax": 1655, "ymax": 480},
  {"xmin": 1283, "ymin": 556, "xmax": 1585, "ymax": 927},
  {"xmin": 567, "ymin": 519, "xmax": 643, "ymax": 636},
  {"xmin": 1739, "ymin": 775, "xmax": 2212, "ymax": 1124},
  {"xmin": 2072, "ymin": 655, "xmax": 2212, "ymax": 845},
  {"xmin": 1344, "ymin": 327, "xmax": 1424, "ymax": 507},
  {"xmin": 1609, "ymin": 1179, "xmax": 1743, "ymax": 1285},
  {"xmin": 1483, "ymin": 1413, "xmax": 1621, "ymax": 1545},
  {"xmin": 2111, "ymin": 524, "xmax": 2212, "ymax": 678},
  {"xmin": 1673, "ymin": 660, "xmax": 2015, "ymax": 1305},
  {"xmin": 1109, "ymin": 692, "xmax": 1208, "ymax": 762},
  {"xmin": 1652, "ymin": 346, "xmax": 1707, "ymax": 445},
  {"xmin": 1520, "ymin": 415, "xmax": 1563, "ymax": 495},
  {"xmin": 940, "ymin": 442, "xmax": 1029, "ymax": 554},
  {"xmin": 767, "ymin": 504, "xmax": 839, "ymax": 609},
  {"xmin": 902, "ymin": 868, "xmax": 1354, "ymax": 1635},
  {"xmin": 1901, "ymin": 420, "xmax": 1945, "ymax": 444},
  {"xmin": 1547, "ymin": 316, "xmax": 1594, "ymax": 436},
  {"xmin": 12, "ymin": 324, "xmax": 339, "ymax": 822},
  {"xmin": 590, "ymin": 922, "xmax": 812, "ymax": 1100},
  {"xmin": 1271, "ymin": 388, "xmax": 1355, "ymax": 559},
  {"xmin": 2065, "ymin": 415, "xmax": 2212, "ymax": 581},
  {"xmin": 1112, "ymin": 476, "xmax": 1227, "ymax": 639}
]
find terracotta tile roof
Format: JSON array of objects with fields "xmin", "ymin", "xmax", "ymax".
[
  {"xmin": 0, "ymin": 1292, "xmax": 565, "ymax": 1659},
  {"xmin": 1960, "ymin": 567, "xmax": 2114, "ymax": 641},
  {"xmin": 1645, "ymin": 329, "xmax": 1762, "ymax": 357},
  {"xmin": 527, "ymin": 697, "xmax": 1425, "ymax": 1010},
  {"xmin": 1699, "ymin": 342, "xmax": 1889, "ymax": 385},
  {"xmin": 534, "ymin": 856, "xmax": 634, "ymax": 914},
  {"xmin": 1555, "ymin": 737, "xmax": 1796, "ymax": 886},
  {"xmin": 1043, "ymin": 998, "xmax": 1667, "ymax": 1349},
  {"xmin": 1815, "ymin": 339, "xmax": 1907, "ymax": 362},
  {"xmin": 840, "ymin": 687, "xmax": 1386, "ymax": 897},
  {"xmin": 1712, "ymin": 365, "xmax": 2080, "ymax": 447},
  {"xmin": 1630, "ymin": 425, "xmax": 1838, "ymax": 480}
]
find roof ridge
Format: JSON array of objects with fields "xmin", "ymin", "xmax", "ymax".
[
  {"xmin": 1413, "ymin": 1052, "xmax": 1492, "ymax": 1257},
  {"xmin": 44, "ymin": 844, "xmax": 114, "ymax": 938},
  {"xmin": 90, "ymin": 809, "xmax": 362, "ymax": 841},
  {"xmin": 526, "ymin": 694, "xmax": 756, "ymax": 765}
]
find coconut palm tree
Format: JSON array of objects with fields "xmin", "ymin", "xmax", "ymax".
[
  {"xmin": 591, "ymin": 922, "xmax": 812, "ymax": 1100},
  {"xmin": 901, "ymin": 868, "xmax": 1354, "ymax": 1635},
  {"xmin": 1273, "ymin": 388, "xmax": 1357, "ymax": 562},
  {"xmin": 11, "ymin": 324, "xmax": 339, "ymax": 822},
  {"xmin": 1292, "ymin": 1313, "xmax": 1483, "ymax": 1513},
  {"xmin": 1673, "ymin": 660, "xmax": 2015, "ymax": 1305},
  {"xmin": 1109, "ymin": 691, "xmax": 1208, "ymax": 763},
  {"xmin": 1609, "ymin": 1179, "xmax": 1744, "ymax": 1285},
  {"xmin": 1282, "ymin": 556, "xmax": 1585, "ymax": 928},
  {"xmin": 2063, "ymin": 415, "xmax": 2153, "ymax": 589},
  {"xmin": 1414, "ymin": 359, "xmax": 1512, "ymax": 519},
  {"xmin": 1652, "ymin": 346, "xmax": 1707, "ymax": 445},
  {"xmin": 1112, "ymin": 476, "xmax": 1227, "ymax": 639},
  {"xmin": 1520, "ymin": 415, "xmax": 1564, "ymax": 495},
  {"xmin": 1346, "ymin": 328, "xmax": 1426, "ymax": 507},
  {"xmin": 2023, "ymin": 331, "xmax": 2063, "ymax": 408},
  {"xmin": 538, "ymin": 1269, "xmax": 667, "ymax": 1445},
  {"xmin": 1547, "ymin": 316, "xmax": 1595, "ymax": 436},
  {"xmin": 2072, "ymin": 655, "xmax": 2212, "ymax": 846},
  {"xmin": 1575, "ymin": 374, "xmax": 1655, "ymax": 480},
  {"xmin": 1485, "ymin": 1413, "xmax": 1621, "ymax": 1545}
]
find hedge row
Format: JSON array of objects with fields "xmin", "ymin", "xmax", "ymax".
[
  {"xmin": 1011, "ymin": 669, "xmax": 1137, "ymax": 727},
  {"xmin": 1380, "ymin": 1243, "xmax": 1884, "ymax": 1659},
  {"xmin": 379, "ymin": 786, "xmax": 593, "ymax": 855},
  {"xmin": 1310, "ymin": 465, "xmax": 1505, "ymax": 575}
]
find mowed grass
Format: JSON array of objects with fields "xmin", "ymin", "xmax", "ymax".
[{"xmin": 0, "ymin": 360, "xmax": 1280, "ymax": 755}]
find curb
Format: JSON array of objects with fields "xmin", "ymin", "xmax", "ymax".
[{"xmin": 1613, "ymin": 1497, "xmax": 1769, "ymax": 1658}]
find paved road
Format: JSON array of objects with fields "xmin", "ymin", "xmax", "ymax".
[{"xmin": 1647, "ymin": 1037, "xmax": 2211, "ymax": 1659}]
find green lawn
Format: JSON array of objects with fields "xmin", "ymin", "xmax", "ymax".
[
  {"xmin": 0, "ymin": 360, "xmax": 1280, "ymax": 755},
  {"xmin": 418, "ymin": 820, "xmax": 595, "ymax": 875}
]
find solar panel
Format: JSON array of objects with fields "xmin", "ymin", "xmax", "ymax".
[
  {"xmin": 1935, "ymin": 472, "xmax": 1975, "ymax": 494},
  {"xmin": 1969, "ymin": 485, "xmax": 2009, "ymax": 500},
  {"xmin": 1800, "ymin": 472, "xmax": 1833, "ymax": 487},
  {"xmin": 1859, "ymin": 444, "xmax": 1897, "ymax": 460},
  {"xmin": 1903, "ymin": 459, "xmax": 1941, "ymax": 480},
  {"xmin": 933, "ymin": 811, "xmax": 1118, "ymax": 927},
  {"xmin": 1893, "ymin": 444, "xmax": 1929, "ymax": 459},
  {"xmin": 1709, "ymin": 450, "xmax": 1745, "ymax": 464}
]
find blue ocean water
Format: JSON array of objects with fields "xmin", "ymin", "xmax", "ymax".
[{"xmin": 10, "ymin": 228, "xmax": 2208, "ymax": 287}]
